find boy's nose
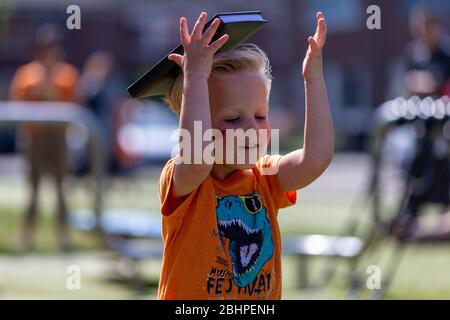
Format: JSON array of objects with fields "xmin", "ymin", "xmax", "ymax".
[{"xmin": 242, "ymin": 116, "xmax": 258, "ymax": 131}]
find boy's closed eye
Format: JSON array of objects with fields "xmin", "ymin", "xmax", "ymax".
[
  {"xmin": 224, "ymin": 117, "xmax": 240, "ymax": 123},
  {"xmin": 224, "ymin": 115, "xmax": 267, "ymax": 123}
]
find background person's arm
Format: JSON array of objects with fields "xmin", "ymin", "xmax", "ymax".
[{"xmin": 8, "ymin": 66, "xmax": 28, "ymax": 100}]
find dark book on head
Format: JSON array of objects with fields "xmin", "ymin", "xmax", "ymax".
[{"xmin": 127, "ymin": 11, "xmax": 267, "ymax": 99}]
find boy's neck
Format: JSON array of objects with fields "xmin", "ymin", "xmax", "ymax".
[{"xmin": 210, "ymin": 164, "xmax": 239, "ymax": 180}]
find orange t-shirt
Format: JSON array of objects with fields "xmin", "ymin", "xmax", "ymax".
[
  {"xmin": 9, "ymin": 61, "xmax": 79, "ymax": 102},
  {"xmin": 157, "ymin": 155, "xmax": 297, "ymax": 300},
  {"xmin": 8, "ymin": 61, "xmax": 79, "ymax": 135}
]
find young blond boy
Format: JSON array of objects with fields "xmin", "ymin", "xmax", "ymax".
[{"xmin": 158, "ymin": 11, "xmax": 333, "ymax": 299}]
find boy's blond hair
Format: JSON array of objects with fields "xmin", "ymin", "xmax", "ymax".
[{"xmin": 165, "ymin": 43, "xmax": 272, "ymax": 116}]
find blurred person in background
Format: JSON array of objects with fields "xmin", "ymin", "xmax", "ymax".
[
  {"xmin": 8, "ymin": 24, "xmax": 79, "ymax": 251},
  {"xmin": 79, "ymin": 50, "xmax": 123, "ymax": 173},
  {"xmin": 393, "ymin": 5, "xmax": 450, "ymax": 240},
  {"xmin": 404, "ymin": 4, "xmax": 450, "ymax": 97}
]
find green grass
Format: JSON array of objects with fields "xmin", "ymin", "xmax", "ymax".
[
  {"xmin": 0, "ymin": 206, "xmax": 104, "ymax": 254},
  {"xmin": 0, "ymin": 173, "xmax": 449, "ymax": 299}
]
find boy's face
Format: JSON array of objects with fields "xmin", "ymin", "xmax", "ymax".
[{"xmin": 209, "ymin": 71, "xmax": 270, "ymax": 170}]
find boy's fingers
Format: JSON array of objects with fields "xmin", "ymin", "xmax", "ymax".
[
  {"xmin": 168, "ymin": 54, "xmax": 183, "ymax": 67},
  {"xmin": 308, "ymin": 36, "xmax": 319, "ymax": 54},
  {"xmin": 312, "ymin": 11, "xmax": 326, "ymax": 48},
  {"xmin": 180, "ymin": 17, "xmax": 190, "ymax": 47},
  {"xmin": 191, "ymin": 12, "xmax": 207, "ymax": 41},
  {"xmin": 316, "ymin": 11, "xmax": 324, "ymax": 20},
  {"xmin": 202, "ymin": 18, "xmax": 221, "ymax": 46},
  {"xmin": 209, "ymin": 34, "xmax": 229, "ymax": 53},
  {"xmin": 314, "ymin": 12, "xmax": 321, "ymax": 36},
  {"xmin": 316, "ymin": 18, "xmax": 326, "ymax": 48}
]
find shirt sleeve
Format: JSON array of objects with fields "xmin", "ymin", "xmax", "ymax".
[
  {"xmin": 56, "ymin": 63, "xmax": 79, "ymax": 102},
  {"xmin": 256, "ymin": 155, "xmax": 297, "ymax": 209},
  {"xmin": 158, "ymin": 157, "xmax": 204, "ymax": 218},
  {"xmin": 8, "ymin": 66, "xmax": 27, "ymax": 100}
]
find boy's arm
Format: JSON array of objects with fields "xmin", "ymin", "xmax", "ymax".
[
  {"xmin": 277, "ymin": 12, "xmax": 334, "ymax": 192},
  {"xmin": 167, "ymin": 12, "xmax": 229, "ymax": 198}
]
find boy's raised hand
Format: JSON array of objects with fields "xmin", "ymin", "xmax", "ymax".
[
  {"xmin": 168, "ymin": 12, "xmax": 229, "ymax": 79},
  {"xmin": 302, "ymin": 12, "xmax": 327, "ymax": 81}
]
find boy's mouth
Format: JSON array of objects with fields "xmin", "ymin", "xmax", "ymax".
[{"xmin": 240, "ymin": 144, "xmax": 259, "ymax": 150}]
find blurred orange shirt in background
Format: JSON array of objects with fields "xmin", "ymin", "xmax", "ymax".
[
  {"xmin": 9, "ymin": 61, "xmax": 78, "ymax": 102},
  {"xmin": 8, "ymin": 61, "xmax": 79, "ymax": 134}
]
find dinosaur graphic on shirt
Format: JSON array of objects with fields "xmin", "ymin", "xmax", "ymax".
[{"xmin": 215, "ymin": 193, "xmax": 274, "ymax": 288}]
